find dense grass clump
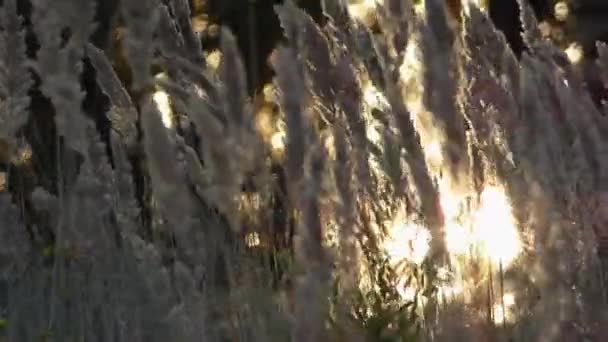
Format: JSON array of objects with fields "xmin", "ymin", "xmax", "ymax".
[{"xmin": 1, "ymin": 0, "xmax": 608, "ymax": 341}]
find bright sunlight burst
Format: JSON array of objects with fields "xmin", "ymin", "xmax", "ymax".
[{"xmin": 357, "ymin": 21, "xmax": 525, "ymax": 324}]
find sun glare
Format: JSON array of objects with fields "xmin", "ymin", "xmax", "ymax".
[
  {"xmin": 350, "ymin": 2, "xmax": 526, "ymax": 327},
  {"xmin": 153, "ymin": 90, "xmax": 174, "ymax": 129},
  {"xmin": 385, "ymin": 220, "xmax": 431, "ymax": 265},
  {"xmin": 153, "ymin": 73, "xmax": 175, "ymax": 129},
  {"xmin": 385, "ymin": 183, "xmax": 522, "ymax": 267},
  {"xmin": 384, "ymin": 172, "xmax": 523, "ymax": 324},
  {"xmin": 371, "ymin": 19, "xmax": 524, "ymax": 320},
  {"xmin": 493, "ymin": 292, "xmax": 516, "ymax": 324},
  {"xmin": 473, "ymin": 186, "xmax": 521, "ymax": 267}
]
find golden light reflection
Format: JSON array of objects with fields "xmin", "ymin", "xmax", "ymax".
[
  {"xmin": 473, "ymin": 186, "xmax": 521, "ymax": 267},
  {"xmin": 351, "ymin": 4, "xmax": 525, "ymax": 327},
  {"xmin": 385, "ymin": 183, "xmax": 522, "ymax": 267},
  {"xmin": 492, "ymin": 292, "xmax": 516, "ymax": 324},
  {"xmin": 385, "ymin": 220, "xmax": 431, "ymax": 265},
  {"xmin": 346, "ymin": 0, "xmax": 381, "ymax": 24},
  {"xmin": 152, "ymin": 90, "xmax": 174, "ymax": 129},
  {"xmin": 370, "ymin": 29, "xmax": 523, "ymax": 322},
  {"xmin": 385, "ymin": 185, "xmax": 514, "ymax": 269},
  {"xmin": 564, "ymin": 43, "xmax": 583, "ymax": 64},
  {"xmin": 383, "ymin": 176, "xmax": 523, "ymax": 326},
  {"xmin": 153, "ymin": 73, "xmax": 174, "ymax": 129},
  {"xmin": 245, "ymin": 231, "xmax": 261, "ymax": 248},
  {"xmin": 384, "ymin": 21, "xmax": 521, "ymax": 269}
]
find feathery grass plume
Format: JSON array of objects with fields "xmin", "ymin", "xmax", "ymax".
[
  {"xmin": 86, "ymin": 43, "xmax": 139, "ymax": 152},
  {"xmin": 155, "ymin": 4, "xmax": 208, "ymax": 104},
  {"xmin": 462, "ymin": 5, "xmax": 511, "ymax": 71},
  {"xmin": 461, "ymin": 11, "xmax": 603, "ymax": 334},
  {"xmin": 179, "ymin": 141, "xmax": 211, "ymax": 200},
  {"xmin": 275, "ymin": 1, "xmax": 306, "ymax": 50},
  {"xmin": 293, "ymin": 142, "xmax": 331, "ymax": 342},
  {"xmin": 166, "ymin": 0, "xmax": 204, "ymax": 66},
  {"xmin": 377, "ymin": 0, "xmax": 413, "ymax": 59},
  {"xmin": 458, "ymin": 5, "xmax": 521, "ymax": 150},
  {"xmin": 562, "ymin": 75, "xmax": 608, "ymax": 186},
  {"xmin": 109, "ymin": 131, "xmax": 141, "ymax": 233},
  {"xmin": 276, "ymin": 0, "xmax": 336, "ymax": 129},
  {"xmin": 460, "ymin": 4, "xmax": 532, "ymax": 226},
  {"xmin": 517, "ymin": 56, "xmax": 554, "ymax": 178},
  {"xmin": 332, "ymin": 123, "xmax": 357, "ymax": 287},
  {"xmin": 41, "ymin": 126, "xmax": 128, "ymax": 341},
  {"xmin": 171, "ymin": 137, "xmax": 226, "ymax": 264},
  {"xmin": 130, "ymin": 244, "xmax": 179, "ymax": 341},
  {"xmin": 297, "ymin": 7, "xmax": 335, "ymax": 110},
  {"xmin": 421, "ymin": 0, "xmax": 469, "ymax": 184},
  {"xmin": 158, "ymin": 54, "xmax": 218, "ymax": 101},
  {"xmin": 4, "ymin": 0, "xmax": 608, "ymax": 339},
  {"xmin": 461, "ymin": 5, "xmax": 517, "ymax": 126},
  {"xmin": 219, "ymin": 28, "xmax": 248, "ymax": 130},
  {"xmin": 551, "ymin": 70, "xmax": 608, "ymax": 321},
  {"xmin": 140, "ymin": 94, "xmax": 193, "ymax": 230},
  {"xmin": 501, "ymin": 45, "xmax": 521, "ymax": 102},
  {"xmin": 71, "ymin": 128, "xmax": 113, "ymax": 219},
  {"xmin": 157, "ymin": 4, "xmax": 187, "ymax": 67},
  {"xmin": 378, "ymin": 121, "xmax": 406, "ymax": 197},
  {"xmin": 517, "ymin": 0, "xmax": 544, "ymax": 53},
  {"xmin": 513, "ymin": 51, "xmax": 603, "ymax": 340},
  {"xmin": 595, "ymin": 44, "xmax": 608, "ymax": 131},
  {"xmin": 0, "ymin": 193, "xmax": 30, "ymax": 280},
  {"xmin": 272, "ymin": 42, "xmax": 332, "ymax": 341},
  {"xmin": 164, "ymin": 80, "xmax": 243, "ymax": 233},
  {"xmin": 345, "ymin": 22, "xmax": 384, "ymax": 91},
  {"xmin": 332, "ymin": 54, "xmax": 372, "ymax": 194},
  {"xmin": 0, "ymin": 0, "xmax": 32, "ymax": 142},
  {"xmin": 160, "ymin": 27, "xmax": 262, "ymax": 234},
  {"xmin": 527, "ymin": 63, "xmax": 570, "ymax": 188},
  {"xmin": 169, "ymin": 261, "xmax": 209, "ymax": 341},
  {"xmin": 30, "ymin": 0, "xmax": 95, "ymax": 155},
  {"xmin": 379, "ymin": 54, "xmax": 445, "ymax": 264},
  {"xmin": 373, "ymin": 0, "xmax": 414, "ymax": 97},
  {"xmin": 370, "ymin": 3, "xmax": 433, "ymax": 207},
  {"xmin": 599, "ymin": 43, "xmax": 608, "ymax": 93},
  {"xmin": 554, "ymin": 73, "xmax": 607, "ymax": 189},
  {"xmin": 272, "ymin": 46, "xmax": 309, "ymax": 187},
  {"xmin": 321, "ymin": 0, "xmax": 350, "ymax": 28},
  {"xmin": 29, "ymin": 1, "xmax": 98, "ymax": 335},
  {"xmin": 120, "ymin": 0, "xmax": 160, "ymax": 94},
  {"xmin": 331, "ymin": 123, "xmax": 368, "ymax": 342},
  {"xmin": 460, "ymin": 9, "xmax": 512, "ymax": 138}
]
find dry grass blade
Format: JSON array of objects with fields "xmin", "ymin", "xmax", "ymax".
[
  {"xmin": 422, "ymin": 0, "xmax": 469, "ymax": 182},
  {"xmin": 86, "ymin": 43, "xmax": 139, "ymax": 151},
  {"xmin": 377, "ymin": 0, "xmax": 413, "ymax": 56},
  {"xmin": 140, "ymin": 94, "xmax": 192, "ymax": 229},
  {"xmin": 0, "ymin": 0, "xmax": 32, "ymax": 139},
  {"xmin": 157, "ymin": 5, "xmax": 186, "ymax": 60},
  {"xmin": 272, "ymin": 46, "xmax": 308, "ymax": 186},
  {"xmin": 159, "ymin": 54, "xmax": 218, "ymax": 100},
  {"xmin": 385, "ymin": 81, "xmax": 446, "ymax": 261},
  {"xmin": 275, "ymin": 1, "xmax": 304, "ymax": 48},
  {"xmin": 167, "ymin": 0, "xmax": 204, "ymax": 65},
  {"xmin": 293, "ymin": 142, "xmax": 331, "ymax": 342},
  {"xmin": 120, "ymin": 0, "xmax": 160, "ymax": 93},
  {"xmin": 333, "ymin": 124, "xmax": 356, "ymax": 277},
  {"xmin": 517, "ymin": 0, "xmax": 544, "ymax": 52},
  {"xmin": 219, "ymin": 28, "xmax": 248, "ymax": 128},
  {"xmin": 300, "ymin": 9, "xmax": 334, "ymax": 106}
]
